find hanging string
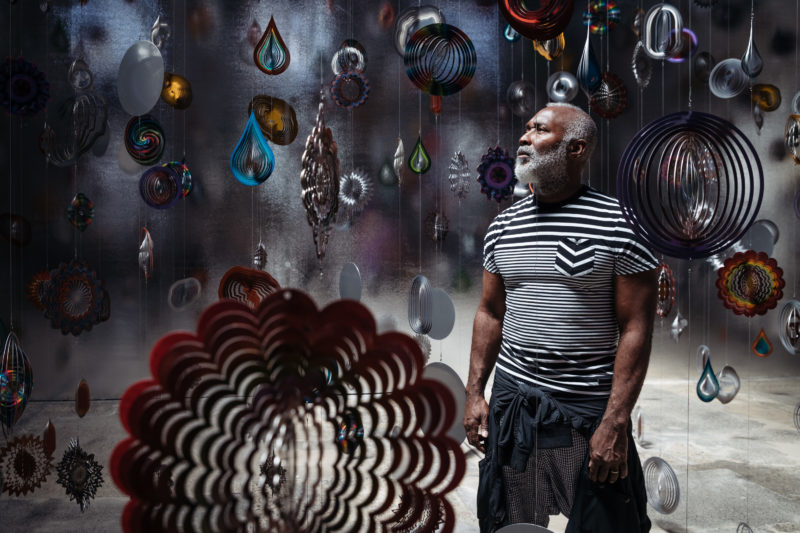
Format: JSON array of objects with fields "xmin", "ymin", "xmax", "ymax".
[
  {"xmin": 795, "ymin": 0, "xmax": 799, "ymax": 298},
  {"xmin": 685, "ymin": 259, "xmax": 692, "ymax": 532}
]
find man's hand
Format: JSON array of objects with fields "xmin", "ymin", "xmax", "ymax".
[
  {"xmin": 464, "ymin": 393, "xmax": 490, "ymax": 453},
  {"xmin": 588, "ymin": 419, "xmax": 628, "ymax": 484}
]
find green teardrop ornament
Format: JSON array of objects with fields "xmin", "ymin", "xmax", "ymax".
[{"xmin": 408, "ymin": 136, "xmax": 431, "ymax": 175}]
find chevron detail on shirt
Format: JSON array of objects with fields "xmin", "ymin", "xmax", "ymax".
[{"xmin": 483, "ymin": 185, "xmax": 658, "ymax": 400}]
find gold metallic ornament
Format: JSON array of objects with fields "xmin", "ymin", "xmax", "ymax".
[
  {"xmin": 751, "ymin": 83, "xmax": 781, "ymax": 112},
  {"xmin": 161, "ymin": 72, "xmax": 193, "ymax": 110},
  {"xmin": 532, "ymin": 33, "xmax": 565, "ymax": 61}
]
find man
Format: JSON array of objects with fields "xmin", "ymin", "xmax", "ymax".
[{"xmin": 464, "ymin": 103, "xmax": 658, "ymax": 532}]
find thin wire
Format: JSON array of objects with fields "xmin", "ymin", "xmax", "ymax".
[{"xmin": 685, "ymin": 260, "xmax": 692, "ymax": 532}]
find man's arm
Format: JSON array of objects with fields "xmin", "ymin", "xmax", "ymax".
[
  {"xmin": 588, "ymin": 268, "xmax": 657, "ymax": 483},
  {"xmin": 464, "ymin": 269, "xmax": 506, "ymax": 453}
]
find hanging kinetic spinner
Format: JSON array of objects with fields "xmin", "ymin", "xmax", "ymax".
[
  {"xmin": 532, "ymin": 33, "xmax": 566, "ymax": 61},
  {"xmin": 337, "ymin": 170, "xmax": 372, "ymax": 224},
  {"xmin": 582, "ymin": 1, "xmax": 621, "ymax": 34},
  {"xmin": 230, "ymin": 110, "xmax": 275, "ymax": 186},
  {"xmin": 139, "ymin": 227, "xmax": 154, "ymax": 280},
  {"xmin": 43, "ymin": 419, "xmax": 56, "ymax": 458},
  {"xmin": 66, "ymin": 193, "xmax": 94, "ymax": 231},
  {"xmin": 124, "ymin": 115, "xmax": 165, "ymax": 165},
  {"xmin": 697, "ymin": 357, "xmax": 720, "ymax": 402},
  {"xmin": 140, "ymin": 165, "xmax": 181, "ymax": 209},
  {"xmin": 331, "ymin": 39, "xmax": 367, "ymax": 75},
  {"xmin": 248, "ymin": 95, "xmax": 298, "ymax": 146},
  {"xmin": 150, "ymin": 15, "xmax": 171, "ymax": 49},
  {"xmin": 751, "ymin": 328, "xmax": 773, "ymax": 357},
  {"xmin": 47, "ymin": 92, "xmax": 108, "ymax": 167},
  {"xmin": 218, "ymin": 266, "xmax": 280, "ymax": 309},
  {"xmin": 477, "ymin": 146, "xmax": 517, "ymax": 203},
  {"xmin": 393, "ymin": 138, "xmax": 405, "ymax": 184},
  {"xmin": 498, "ymin": 0, "xmax": 575, "ymax": 41},
  {"xmin": 0, "ymin": 435, "xmax": 52, "ymax": 496},
  {"xmin": 640, "ymin": 3, "xmax": 684, "ymax": 60},
  {"xmin": 547, "ymin": 71, "xmax": 579, "ymax": 102},
  {"xmin": 716, "ymin": 251, "xmax": 784, "ymax": 317},
  {"xmin": 253, "ymin": 242, "xmax": 268, "ymax": 271},
  {"xmin": 778, "ymin": 300, "xmax": 800, "ymax": 354},
  {"xmin": 110, "ymin": 289, "xmax": 465, "ymax": 532},
  {"xmin": 56, "ymin": 438, "xmax": 104, "ymax": 512},
  {"xmin": 167, "ymin": 277, "xmax": 202, "ymax": 311},
  {"xmin": 617, "ymin": 112, "xmax": 763, "ymax": 259},
  {"xmin": 254, "ymin": 16, "xmax": 290, "ymax": 75},
  {"xmin": 300, "ymin": 92, "xmax": 340, "ymax": 259},
  {"xmin": 447, "ymin": 151, "xmax": 471, "ymax": 199},
  {"xmin": 424, "ymin": 211, "xmax": 449, "ymax": 242},
  {"xmin": 784, "ymin": 114, "xmax": 800, "ymax": 164},
  {"xmin": 162, "ymin": 160, "xmax": 192, "ymax": 197},
  {"xmin": 0, "ymin": 57, "xmax": 50, "ymax": 116},
  {"xmin": 408, "ymin": 136, "xmax": 431, "ymax": 175},
  {"xmin": 0, "ymin": 332, "xmax": 33, "ymax": 435},
  {"xmin": 670, "ymin": 311, "xmax": 687, "ymax": 342},
  {"xmin": 404, "ymin": 23, "xmax": 476, "ymax": 96},
  {"xmin": 655, "ymin": 263, "xmax": 675, "ymax": 318},
  {"xmin": 161, "ymin": 72, "xmax": 192, "ymax": 110},
  {"xmin": 75, "ymin": 379, "xmax": 90, "ymax": 418},
  {"xmin": 42, "ymin": 260, "xmax": 106, "ymax": 335},
  {"xmin": 577, "ymin": 24, "xmax": 601, "ymax": 96},
  {"xmin": 330, "ymin": 71, "xmax": 370, "ymax": 109},
  {"xmin": 27, "ymin": 271, "xmax": 50, "ymax": 311},
  {"xmin": 589, "ymin": 72, "xmax": 627, "ymax": 119},
  {"xmin": 631, "ymin": 41, "xmax": 653, "ymax": 89}
]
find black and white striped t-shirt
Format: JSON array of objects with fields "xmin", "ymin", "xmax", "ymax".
[{"xmin": 483, "ymin": 185, "xmax": 658, "ymax": 400}]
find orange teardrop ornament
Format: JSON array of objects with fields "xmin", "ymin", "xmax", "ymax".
[
  {"xmin": 43, "ymin": 419, "xmax": 56, "ymax": 457},
  {"xmin": 75, "ymin": 379, "xmax": 91, "ymax": 417}
]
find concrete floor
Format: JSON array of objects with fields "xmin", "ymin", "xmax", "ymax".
[{"xmin": 0, "ymin": 376, "xmax": 798, "ymax": 533}]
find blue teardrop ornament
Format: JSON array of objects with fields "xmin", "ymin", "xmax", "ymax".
[
  {"xmin": 230, "ymin": 110, "xmax": 275, "ymax": 186},
  {"xmin": 696, "ymin": 358, "xmax": 720, "ymax": 402}
]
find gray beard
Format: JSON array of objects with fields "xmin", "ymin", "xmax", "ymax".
[{"xmin": 514, "ymin": 142, "xmax": 570, "ymax": 197}]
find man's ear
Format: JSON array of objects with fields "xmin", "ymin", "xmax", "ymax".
[{"xmin": 567, "ymin": 139, "xmax": 587, "ymax": 160}]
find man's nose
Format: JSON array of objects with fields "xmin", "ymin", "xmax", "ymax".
[{"xmin": 519, "ymin": 132, "xmax": 531, "ymax": 146}]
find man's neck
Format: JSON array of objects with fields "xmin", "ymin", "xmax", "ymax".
[{"xmin": 534, "ymin": 179, "xmax": 584, "ymax": 205}]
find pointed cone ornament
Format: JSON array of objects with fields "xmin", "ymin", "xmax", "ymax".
[
  {"xmin": 253, "ymin": 241, "xmax": 268, "ymax": 270},
  {"xmin": 254, "ymin": 16, "xmax": 290, "ymax": 75},
  {"xmin": 393, "ymin": 138, "xmax": 405, "ymax": 184},
  {"xmin": 75, "ymin": 379, "xmax": 90, "ymax": 418},
  {"xmin": 43, "ymin": 419, "xmax": 56, "ymax": 457},
  {"xmin": 577, "ymin": 25, "xmax": 601, "ymax": 96}
]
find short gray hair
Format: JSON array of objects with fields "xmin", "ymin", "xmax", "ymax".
[{"xmin": 545, "ymin": 102, "xmax": 597, "ymax": 162}]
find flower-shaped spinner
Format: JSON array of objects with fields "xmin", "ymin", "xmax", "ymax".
[
  {"xmin": 1, "ymin": 57, "xmax": 50, "ymax": 117},
  {"xmin": 56, "ymin": 438, "xmax": 104, "ymax": 512},
  {"xmin": 111, "ymin": 289, "xmax": 465, "ymax": 532},
  {"xmin": 42, "ymin": 259, "xmax": 106, "ymax": 335},
  {"xmin": 716, "ymin": 250, "xmax": 784, "ymax": 317},
  {"xmin": 477, "ymin": 146, "xmax": 517, "ymax": 202},
  {"xmin": 0, "ymin": 434, "xmax": 52, "ymax": 496}
]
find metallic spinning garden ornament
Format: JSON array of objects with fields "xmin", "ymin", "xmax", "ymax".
[
  {"xmin": 448, "ymin": 151, "xmax": 471, "ymax": 199},
  {"xmin": 0, "ymin": 434, "xmax": 52, "ymax": 496},
  {"xmin": 111, "ymin": 289, "xmax": 465, "ymax": 532},
  {"xmin": 336, "ymin": 170, "xmax": 372, "ymax": 224},
  {"xmin": 477, "ymin": 146, "xmax": 517, "ymax": 202},
  {"xmin": 56, "ymin": 438, "xmax": 104, "ymax": 512},
  {"xmin": 617, "ymin": 111, "xmax": 763, "ymax": 259},
  {"xmin": 301, "ymin": 91, "xmax": 340, "ymax": 259},
  {"xmin": 0, "ymin": 332, "xmax": 33, "ymax": 436},
  {"xmin": 498, "ymin": 0, "xmax": 575, "ymax": 41},
  {"xmin": 716, "ymin": 250, "xmax": 784, "ymax": 317},
  {"xmin": 42, "ymin": 259, "xmax": 107, "ymax": 335}
]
